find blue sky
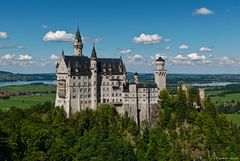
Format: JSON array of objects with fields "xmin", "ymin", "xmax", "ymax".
[{"xmin": 0, "ymin": 0, "xmax": 240, "ymax": 74}]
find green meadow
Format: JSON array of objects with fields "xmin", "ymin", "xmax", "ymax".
[
  {"xmin": 226, "ymin": 113, "xmax": 240, "ymax": 126},
  {"xmin": 0, "ymin": 84, "xmax": 56, "ymax": 111},
  {"xmin": 0, "ymin": 94, "xmax": 56, "ymax": 111}
]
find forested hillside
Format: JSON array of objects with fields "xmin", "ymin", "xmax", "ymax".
[
  {"xmin": 0, "ymin": 71, "xmax": 55, "ymax": 82},
  {"xmin": 0, "ymin": 88, "xmax": 239, "ymax": 160}
]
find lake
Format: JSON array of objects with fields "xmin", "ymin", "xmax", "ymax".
[
  {"xmin": 190, "ymin": 82, "xmax": 240, "ymax": 87},
  {"xmin": 0, "ymin": 80, "xmax": 56, "ymax": 87}
]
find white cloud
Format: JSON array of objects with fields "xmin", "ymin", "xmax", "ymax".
[
  {"xmin": 50, "ymin": 54, "xmax": 59, "ymax": 60},
  {"xmin": 119, "ymin": 49, "xmax": 132, "ymax": 54},
  {"xmin": 132, "ymin": 33, "xmax": 162, "ymax": 44},
  {"xmin": 193, "ymin": 7, "xmax": 214, "ymax": 15},
  {"xmin": 179, "ymin": 44, "xmax": 189, "ymax": 50},
  {"xmin": 187, "ymin": 53, "xmax": 206, "ymax": 61},
  {"xmin": 17, "ymin": 54, "xmax": 32, "ymax": 61},
  {"xmin": 0, "ymin": 32, "xmax": 8, "ymax": 39},
  {"xmin": 0, "ymin": 45, "xmax": 24, "ymax": 49},
  {"xmin": 174, "ymin": 54, "xmax": 185, "ymax": 60},
  {"xmin": 2, "ymin": 54, "xmax": 14, "ymax": 60},
  {"xmin": 199, "ymin": 47, "xmax": 212, "ymax": 52},
  {"xmin": 131, "ymin": 54, "xmax": 143, "ymax": 61},
  {"xmin": 217, "ymin": 56, "xmax": 235, "ymax": 65},
  {"xmin": 1, "ymin": 53, "xmax": 32, "ymax": 62},
  {"xmin": 43, "ymin": 30, "xmax": 74, "ymax": 42},
  {"xmin": 41, "ymin": 24, "xmax": 48, "ymax": 29}
]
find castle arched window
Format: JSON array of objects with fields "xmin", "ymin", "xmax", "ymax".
[{"xmin": 57, "ymin": 79, "xmax": 66, "ymax": 98}]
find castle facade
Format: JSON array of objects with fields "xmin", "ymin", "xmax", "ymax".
[{"xmin": 55, "ymin": 28, "xmax": 167, "ymax": 125}]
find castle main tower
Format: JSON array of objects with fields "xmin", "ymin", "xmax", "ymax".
[
  {"xmin": 154, "ymin": 57, "xmax": 167, "ymax": 91},
  {"xmin": 73, "ymin": 26, "xmax": 83, "ymax": 56}
]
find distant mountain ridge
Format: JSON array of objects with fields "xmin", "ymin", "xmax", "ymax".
[
  {"xmin": 0, "ymin": 71, "xmax": 56, "ymax": 82},
  {"xmin": 1, "ymin": 70, "xmax": 240, "ymax": 84}
]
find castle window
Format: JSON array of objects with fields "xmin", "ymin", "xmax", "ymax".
[
  {"xmin": 119, "ymin": 93, "xmax": 121, "ymax": 96},
  {"xmin": 73, "ymin": 96, "xmax": 76, "ymax": 99},
  {"xmin": 80, "ymin": 88, "xmax": 82, "ymax": 92},
  {"xmin": 84, "ymin": 88, "xmax": 87, "ymax": 92},
  {"xmin": 116, "ymin": 93, "xmax": 118, "ymax": 96},
  {"xmin": 103, "ymin": 87, "xmax": 105, "ymax": 91},
  {"xmin": 73, "ymin": 88, "xmax": 76, "ymax": 93},
  {"xmin": 112, "ymin": 99, "xmax": 114, "ymax": 102},
  {"xmin": 73, "ymin": 76, "xmax": 76, "ymax": 79},
  {"xmin": 112, "ymin": 93, "xmax": 114, "ymax": 97},
  {"xmin": 57, "ymin": 79, "xmax": 66, "ymax": 98},
  {"xmin": 88, "ymin": 95, "xmax": 90, "ymax": 98}
]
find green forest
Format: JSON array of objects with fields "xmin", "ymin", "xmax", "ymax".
[{"xmin": 0, "ymin": 88, "xmax": 239, "ymax": 161}]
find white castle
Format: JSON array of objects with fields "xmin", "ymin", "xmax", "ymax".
[{"xmin": 55, "ymin": 27, "xmax": 167, "ymax": 125}]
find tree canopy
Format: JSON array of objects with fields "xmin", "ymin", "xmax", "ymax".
[{"xmin": 0, "ymin": 88, "xmax": 239, "ymax": 160}]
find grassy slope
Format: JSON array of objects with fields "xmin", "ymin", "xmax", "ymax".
[
  {"xmin": 0, "ymin": 94, "xmax": 56, "ymax": 111},
  {"xmin": 226, "ymin": 113, "xmax": 240, "ymax": 126},
  {"xmin": 210, "ymin": 93, "xmax": 240, "ymax": 103}
]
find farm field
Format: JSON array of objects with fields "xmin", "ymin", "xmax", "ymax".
[
  {"xmin": 210, "ymin": 93, "xmax": 240, "ymax": 103},
  {"xmin": 0, "ymin": 94, "xmax": 55, "ymax": 111},
  {"xmin": 0, "ymin": 83, "xmax": 56, "ymax": 94}
]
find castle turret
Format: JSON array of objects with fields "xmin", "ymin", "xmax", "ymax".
[
  {"xmin": 133, "ymin": 72, "xmax": 140, "ymax": 84},
  {"xmin": 90, "ymin": 44, "xmax": 98, "ymax": 109},
  {"xmin": 73, "ymin": 26, "xmax": 83, "ymax": 56},
  {"xmin": 154, "ymin": 57, "xmax": 167, "ymax": 91}
]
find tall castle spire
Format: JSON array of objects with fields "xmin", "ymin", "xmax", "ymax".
[
  {"xmin": 73, "ymin": 26, "xmax": 83, "ymax": 56},
  {"xmin": 91, "ymin": 43, "xmax": 97, "ymax": 59}
]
